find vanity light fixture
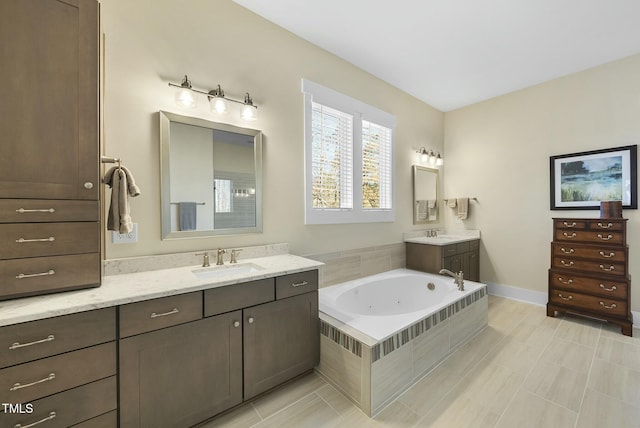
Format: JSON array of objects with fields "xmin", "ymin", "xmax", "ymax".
[
  {"xmin": 168, "ymin": 75, "xmax": 259, "ymax": 121},
  {"xmin": 417, "ymin": 147, "xmax": 443, "ymax": 166}
]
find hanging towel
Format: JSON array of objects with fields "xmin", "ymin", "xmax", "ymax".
[
  {"xmin": 416, "ymin": 200, "xmax": 428, "ymax": 221},
  {"xmin": 104, "ymin": 165, "xmax": 141, "ymax": 233},
  {"xmin": 457, "ymin": 197, "xmax": 469, "ymax": 220},
  {"xmin": 179, "ymin": 202, "xmax": 197, "ymax": 231},
  {"xmin": 447, "ymin": 199, "xmax": 457, "ymax": 208},
  {"xmin": 427, "ymin": 200, "xmax": 437, "ymax": 221}
]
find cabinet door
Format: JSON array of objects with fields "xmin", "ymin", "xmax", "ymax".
[
  {"xmin": 467, "ymin": 250, "xmax": 479, "ymax": 282},
  {"xmin": 443, "ymin": 255, "xmax": 462, "ymax": 273},
  {"xmin": 244, "ymin": 292, "xmax": 319, "ymax": 399},
  {"xmin": 0, "ymin": 0, "xmax": 99, "ymax": 200},
  {"xmin": 119, "ymin": 313, "xmax": 242, "ymax": 428}
]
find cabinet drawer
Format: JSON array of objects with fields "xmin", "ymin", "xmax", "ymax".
[
  {"xmin": 554, "ymin": 229, "xmax": 625, "ymax": 245},
  {"xmin": 443, "ymin": 244, "xmax": 457, "ymax": 257},
  {"xmin": 204, "ymin": 278, "xmax": 274, "ymax": 317},
  {"xmin": 588, "ymin": 220, "xmax": 625, "ymax": 232},
  {"xmin": 3, "ymin": 376, "xmax": 117, "ymax": 428},
  {"xmin": 0, "ymin": 342, "xmax": 116, "ymax": 403},
  {"xmin": 0, "ymin": 199, "xmax": 99, "ymax": 223},
  {"xmin": 72, "ymin": 410, "xmax": 118, "ymax": 428},
  {"xmin": 0, "ymin": 253, "xmax": 100, "ymax": 301},
  {"xmin": 456, "ymin": 241, "xmax": 470, "ymax": 253},
  {"xmin": 276, "ymin": 270, "xmax": 318, "ymax": 300},
  {"xmin": 554, "ymin": 219, "xmax": 588, "ymax": 230},
  {"xmin": 552, "ymin": 257, "xmax": 626, "ymax": 277},
  {"xmin": 549, "ymin": 269, "xmax": 628, "ymax": 299},
  {"xmin": 0, "ymin": 222, "xmax": 99, "ymax": 259},
  {"xmin": 469, "ymin": 239, "xmax": 480, "ymax": 251},
  {"xmin": 0, "ymin": 308, "xmax": 115, "ymax": 369},
  {"xmin": 549, "ymin": 288, "xmax": 627, "ymax": 317},
  {"xmin": 552, "ymin": 243, "xmax": 626, "ymax": 263},
  {"xmin": 119, "ymin": 292, "xmax": 202, "ymax": 338}
]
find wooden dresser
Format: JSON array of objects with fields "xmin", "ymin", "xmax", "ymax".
[{"xmin": 547, "ymin": 218, "xmax": 632, "ymax": 336}]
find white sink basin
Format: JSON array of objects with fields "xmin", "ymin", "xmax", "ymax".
[{"xmin": 192, "ymin": 263, "xmax": 264, "ymax": 280}]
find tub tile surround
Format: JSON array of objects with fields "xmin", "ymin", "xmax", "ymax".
[
  {"xmin": 317, "ymin": 287, "xmax": 488, "ymax": 416},
  {"xmin": 202, "ymin": 296, "xmax": 640, "ymax": 428},
  {"xmin": 0, "ymin": 244, "xmax": 322, "ymax": 326}
]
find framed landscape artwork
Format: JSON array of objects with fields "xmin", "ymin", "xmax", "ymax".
[{"xmin": 550, "ymin": 145, "xmax": 637, "ymax": 210}]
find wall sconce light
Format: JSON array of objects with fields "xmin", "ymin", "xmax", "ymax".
[
  {"xmin": 417, "ymin": 147, "xmax": 443, "ymax": 166},
  {"xmin": 168, "ymin": 75, "xmax": 258, "ymax": 121}
]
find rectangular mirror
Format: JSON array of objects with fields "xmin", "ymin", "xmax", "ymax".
[
  {"xmin": 159, "ymin": 111, "xmax": 262, "ymax": 239},
  {"xmin": 413, "ymin": 165, "xmax": 439, "ymax": 224}
]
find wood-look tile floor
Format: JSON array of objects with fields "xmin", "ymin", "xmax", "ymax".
[{"xmin": 201, "ymin": 296, "xmax": 640, "ymax": 427}]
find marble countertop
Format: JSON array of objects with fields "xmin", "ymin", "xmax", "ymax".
[
  {"xmin": 0, "ymin": 254, "xmax": 324, "ymax": 327},
  {"xmin": 404, "ymin": 230, "xmax": 481, "ymax": 246}
]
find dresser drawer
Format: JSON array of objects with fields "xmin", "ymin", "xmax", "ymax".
[
  {"xmin": 549, "ymin": 269, "xmax": 628, "ymax": 299},
  {"xmin": 3, "ymin": 376, "xmax": 117, "ymax": 428},
  {"xmin": 0, "ymin": 342, "xmax": 116, "ymax": 403},
  {"xmin": 554, "ymin": 219, "xmax": 588, "ymax": 230},
  {"xmin": 549, "ymin": 288, "xmax": 627, "ymax": 317},
  {"xmin": 276, "ymin": 270, "xmax": 319, "ymax": 300},
  {"xmin": 205, "ymin": 278, "xmax": 274, "ymax": 317},
  {"xmin": 0, "ymin": 308, "xmax": 115, "ymax": 369},
  {"xmin": 0, "ymin": 199, "xmax": 99, "ymax": 223},
  {"xmin": 119, "ymin": 292, "xmax": 203, "ymax": 338},
  {"xmin": 588, "ymin": 220, "xmax": 625, "ymax": 232},
  {"xmin": 552, "ymin": 257, "xmax": 626, "ymax": 277},
  {"xmin": 554, "ymin": 229, "xmax": 625, "ymax": 245},
  {"xmin": 552, "ymin": 242, "xmax": 626, "ymax": 263},
  {"xmin": 0, "ymin": 253, "xmax": 100, "ymax": 301},
  {"xmin": 0, "ymin": 222, "xmax": 99, "ymax": 259}
]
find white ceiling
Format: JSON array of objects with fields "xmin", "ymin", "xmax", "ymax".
[{"xmin": 233, "ymin": 0, "xmax": 640, "ymax": 111}]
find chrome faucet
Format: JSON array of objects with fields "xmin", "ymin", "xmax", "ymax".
[
  {"xmin": 196, "ymin": 252, "xmax": 210, "ymax": 267},
  {"xmin": 426, "ymin": 229, "xmax": 439, "ymax": 238},
  {"xmin": 229, "ymin": 249, "xmax": 242, "ymax": 264},
  {"xmin": 216, "ymin": 248, "xmax": 226, "ymax": 265},
  {"xmin": 439, "ymin": 268, "xmax": 464, "ymax": 291}
]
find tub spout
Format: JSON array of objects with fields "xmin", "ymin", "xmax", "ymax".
[{"xmin": 439, "ymin": 269, "xmax": 464, "ymax": 291}]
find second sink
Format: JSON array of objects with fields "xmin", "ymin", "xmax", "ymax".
[{"xmin": 192, "ymin": 263, "xmax": 264, "ymax": 280}]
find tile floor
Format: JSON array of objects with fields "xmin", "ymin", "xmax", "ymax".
[{"xmin": 201, "ymin": 296, "xmax": 640, "ymax": 427}]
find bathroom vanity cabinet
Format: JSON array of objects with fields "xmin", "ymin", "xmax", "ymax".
[
  {"xmin": 0, "ymin": 0, "xmax": 101, "ymax": 301},
  {"xmin": 406, "ymin": 240, "xmax": 480, "ymax": 282},
  {"xmin": 119, "ymin": 269, "xmax": 319, "ymax": 426},
  {"xmin": 547, "ymin": 218, "xmax": 632, "ymax": 336}
]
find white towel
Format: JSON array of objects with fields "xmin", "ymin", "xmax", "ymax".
[
  {"xmin": 447, "ymin": 199, "xmax": 457, "ymax": 208},
  {"xmin": 416, "ymin": 200, "xmax": 428, "ymax": 221},
  {"xmin": 457, "ymin": 197, "xmax": 469, "ymax": 220},
  {"xmin": 104, "ymin": 166, "xmax": 141, "ymax": 233}
]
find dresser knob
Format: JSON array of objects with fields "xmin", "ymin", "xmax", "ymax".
[
  {"xmin": 599, "ymin": 301, "xmax": 617, "ymax": 310},
  {"xmin": 84, "ymin": 182, "xmax": 94, "ymax": 189},
  {"xmin": 558, "ymin": 293, "xmax": 573, "ymax": 301},
  {"xmin": 599, "ymin": 284, "xmax": 617, "ymax": 292}
]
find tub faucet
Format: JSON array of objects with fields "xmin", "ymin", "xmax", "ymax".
[
  {"xmin": 216, "ymin": 248, "xmax": 226, "ymax": 265},
  {"xmin": 439, "ymin": 269, "xmax": 464, "ymax": 291}
]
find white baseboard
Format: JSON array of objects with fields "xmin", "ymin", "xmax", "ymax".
[{"xmin": 487, "ymin": 281, "xmax": 638, "ymax": 329}]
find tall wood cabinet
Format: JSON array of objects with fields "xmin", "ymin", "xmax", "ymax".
[
  {"xmin": 547, "ymin": 218, "xmax": 632, "ymax": 336},
  {"xmin": 0, "ymin": 0, "xmax": 101, "ymax": 300}
]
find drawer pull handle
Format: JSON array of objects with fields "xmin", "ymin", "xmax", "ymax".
[
  {"xmin": 9, "ymin": 335, "xmax": 55, "ymax": 350},
  {"xmin": 560, "ymin": 260, "xmax": 574, "ymax": 267},
  {"xmin": 248, "ymin": 317, "xmax": 255, "ymax": 324},
  {"xmin": 599, "ymin": 302, "xmax": 617, "ymax": 310},
  {"xmin": 15, "ymin": 237, "xmax": 55, "ymax": 243},
  {"xmin": 599, "ymin": 265, "xmax": 615, "ymax": 272},
  {"xmin": 150, "ymin": 308, "xmax": 179, "ymax": 318},
  {"xmin": 597, "ymin": 222, "xmax": 614, "ymax": 229},
  {"xmin": 292, "ymin": 281, "xmax": 309, "ymax": 287},
  {"xmin": 562, "ymin": 232, "xmax": 577, "ymax": 238},
  {"xmin": 599, "ymin": 251, "xmax": 616, "ymax": 258},
  {"xmin": 560, "ymin": 248, "xmax": 574, "ymax": 254},
  {"xmin": 10, "ymin": 373, "xmax": 55, "ymax": 391},
  {"xmin": 599, "ymin": 284, "xmax": 617, "ymax": 292},
  {"xmin": 14, "ymin": 411, "xmax": 56, "ymax": 428},
  {"xmin": 15, "ymin": 208, "xmax": 56, "ymax": 214},
  {"xmin": 597, "ymin": 234, "xmax": 614, "ymax": 241},
  {"xmin": 233, "ymin": 321, "xmax": 240, "ymax": 328},
  {"xmin": 563, "ymin": 222, "xmax": 577, "ymax": 227},
  {"xmin": 558, "ymin": 293, "xmax": 573, "ymax": 301},
  {"xmin": 16, "ymin": 270, "xmax": 55, "ymax": 280},
  {"xmin": 557, "ymin": 277, "xmax": 573, "ymax": 285}
]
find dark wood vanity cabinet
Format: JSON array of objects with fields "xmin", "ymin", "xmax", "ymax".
[
  {"xmin": 0, "ymin": 0, "xmax": 101, "ymax": 301},
  {"xmin": 406, "ymin": 240, "xmax": 480, "ymax": 282},
  {"xmin": 547, "ymin": 218, "xmax": 632, "ymax": 336}
]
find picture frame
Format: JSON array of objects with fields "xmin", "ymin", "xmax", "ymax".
[{"xmin": 550, "ymin": 145, "xmax": 637, "ymax": 210}]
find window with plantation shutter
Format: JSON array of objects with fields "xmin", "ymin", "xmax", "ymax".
[{"xmin": 302, "ymin": 79, "xmax": 395, "ymax": 224}]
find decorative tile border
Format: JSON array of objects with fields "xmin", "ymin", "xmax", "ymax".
[{"xmin": 320, "ymin": 288, "xmax": 486, "ymax": 363}]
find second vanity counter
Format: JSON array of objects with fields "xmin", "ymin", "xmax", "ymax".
[{"xmin": 0, "ymin": 254, "xmax": 324, "ymax": 327}]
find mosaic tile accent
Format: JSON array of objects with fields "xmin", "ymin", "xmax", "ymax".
[{"xmin": 320, "ymin": 319, "xmax": 363, "ymax": 358}]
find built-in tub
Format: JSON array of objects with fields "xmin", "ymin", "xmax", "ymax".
[{"xmin": 317, "ymin": 269, "xmax": 488, "ymax": 416}]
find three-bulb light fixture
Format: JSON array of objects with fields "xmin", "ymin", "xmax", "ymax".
[
  {"xmin": 417, "ymin": 147, "xmax": 443, "ymax": 166},
  {"xmin": 169, "ymin": 75, "xmax": 258, "ymax": 121}
]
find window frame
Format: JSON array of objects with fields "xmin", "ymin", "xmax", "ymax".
[{"xmin": 302, "ymin": 79, "xmax": 396, "ymax": 224}]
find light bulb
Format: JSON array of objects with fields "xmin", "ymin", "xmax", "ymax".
[
  {"xmin": 174, "ymin": 75, "xmax": 197, "ymax": 108},
  {"xmin": 435, "ymin": 153, "xmax": 443, "ymax": 166},
  {"xmin": 240, "ymin": 93, "xmax": 258, "ymax": 121},
  {"xmin": 428, "ymin": 151, "xmax": 436, "ymax": 165},
  {"xmin": 210, "ymin": 96, "xmax": 228, "ymax": 114}
]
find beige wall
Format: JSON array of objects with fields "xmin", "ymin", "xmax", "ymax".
[
  {"xmin": 443, "ymin": 54, "xmax": 640, "ymax": 312},
  {"xmin": 101, "ymin": 0, "xmax": 443, "ymax": 259}
]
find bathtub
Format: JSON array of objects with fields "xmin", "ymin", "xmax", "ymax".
[{"xmin": 317, "ymin": 269, "xmax": 488, "ymax": 416}]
